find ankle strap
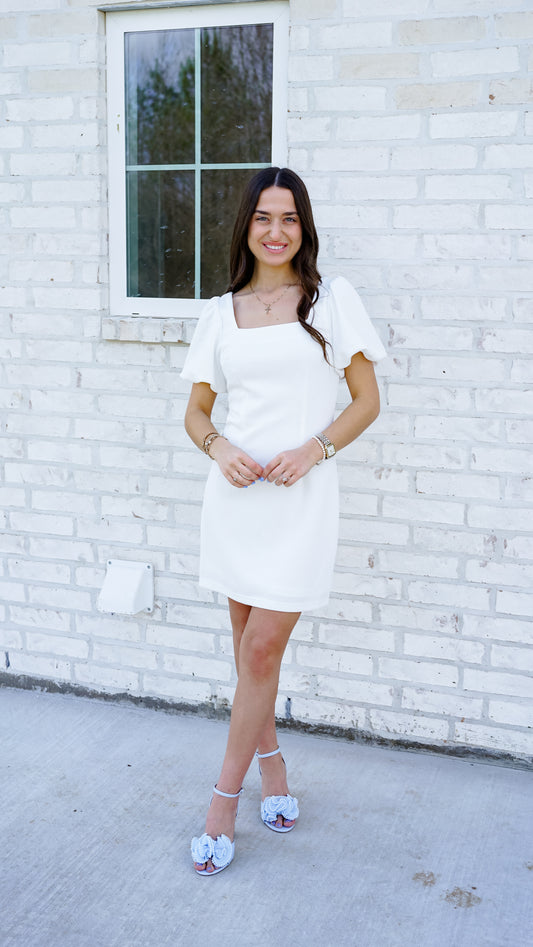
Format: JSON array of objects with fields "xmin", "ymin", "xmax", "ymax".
[
  {"xmin": 213, "ymin": 784, "xmax": 243, "ymax": 799},
  {"xmin": 256, "ymin": 747, "xmax": 281, "ymax": 760}
]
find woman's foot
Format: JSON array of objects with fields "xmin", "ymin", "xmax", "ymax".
[
  {"xmin": 257, "ymin": 748, "xmax": 297, "ymax": 830},
  {"xmin": 193, "ymin": 787, "xmax": 241, "ymax": 874}
]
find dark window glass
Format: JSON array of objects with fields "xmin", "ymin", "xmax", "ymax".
[
  {"xmin": 127, "ymin": 170, "xmax": 195, "ymax": 299},
  {"xmin": 201, "ymin": 25, "xmax": 273, "ymax": 165},
  {"xmin": 200, "ymin": 168, "xmax": 258, "ymax": 298},
  {"xmin": 124, "ymin": 22, "xmax": 273, "ymax": 300}
]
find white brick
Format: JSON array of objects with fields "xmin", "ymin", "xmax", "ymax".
[
  {"xmin": 396, "ymin": 81, "xmax": 479, "ymax": 110},
  {"xmin": 318, "ymin": 21, "xmax": 393, "ymax": 48},
  {"xmin": 425, "ymin": 175, "xmax": 512, "ymax": 200},
  {"xmin": 402, "ymin": 688, "xmax": 483, "ymax": 720},
  {"xmin": 369, "ymin": 708, "xmax": 449, "ymax": 742},
  {"xmin": 488, "ymin": 700, "xmax": 532, "ymax": 729},
  {"xmin": 389, "ymin": 385, "xmax": 470, "ymax": 412},
  {"xmin": 4, "ymin": 43, "xmax": 71, "ymax": 67},
  {"xmin": 495, "ymin": 12, "xmax": 533, "ymax": 38},
  {"xmin": 484, "ymin": 144, "xmax": 533, "ymax": 169},
  {"xmin": 393, "ymin": 204, "xmax": 479, "ymax": 231},
  {"xmin": 430, "ymin": 111, "xmax": 518, "ymax": 139},
  {"xmin": 7, "ymin": 653, "xmax": 72, "ymax": 681},
  {"xmin": 463, "ymin": 615, "xmax": 533, "ymax": 645},
  {"xmin": 463, "ymin": 669, "xmax": 532, "ymax": 700},
  {"xmin": 422, "ymin": 296, "xmax": 507, "ymax": 323},
  {"xmin": 162, "ymin": 653, "xmax": 232, "ymax": 682},
  {"xmin": 423, "ymin": 234, "xmax": 511, "ymax": 261},
  {"xmin": 454, "ymin": 722, "xmax": 533, "ymax": 756},
  {"xmin": 314, "ymin": 86, "xmax": 386, "ymax": 111},
  {"xmin": 296, "ymin": 645, "xmax": 373, "ymax": 676},
  {"xmin": 142, "ymin": 675, "xmax": 212, "ymax": 703},
  {"xmin": 496, "ymin": 591, "xmax": 533, "ymax": 618},
  {"xmin": 9, "ymin": 605, "xmax": 70, "ymax": 632},
  {"xmin": 471, "ymin": 447, "xmax": 530, "ymax": 476},
  {"xmin": 380, "ymin": 550, "xmax": 458, "ymax": 579},
  {"xmin": 6, "ymin": 97, "xmax": 74, "ymax": 122},
  {"xmin": 382, "ymin": 443, "xmax": 467, "ymax": 470},
  {"xmin": 338, "ymin": 115, "xmax": 421, "ymax": 141},
  {"xmin": 287, "ymin": 116, "xmax": 330, "ymax": 142},
  {"xmin": 475, "ymin": 388, "xmax": 533, "ymax": 414},
  {"xmin": 491, "ymin": 644, "xmax": 533, "ymax": 673},
  {"xmin": 485, "ymin": 205, "xmax": 533, "ymax": 230},
  {"xmin": 431, "ymin": 47, "xmax": 519, "ymax": 78},
  {"xmin": 417, "ymin": 471, "xmax": 500, "ymax": 501},
  {"xmin": 291, "ymin": 0, "xmax": 336, "ymax": 17},
  {"xmin": 391, "ymin": 145, "xmax": 477, "ymax": 170},
  {"xmin": 317, "ymin": 674, "xmax": 393, "ymax": 705},
  {"xmin": 25, "ymin": 632, "xmax": 88, "ymax": 658},
  {"xmin": 415, "ymin": 415, "xmax": 499, "ymax": 444},
  {"xmin": 398, "ymin": 16, "xmax": 485, "ymax": 45},
  {"xmin": 335, "ymin": 176, "xmax": 417, "ymax": 201},
  {"xmin": 31, "ymin": 123, "xmax": 99, "ymax": 149},
  {"xmin": 419, "ymin": 355, "xmax": 506, "ymax": 383},
  {"xmin": 74, "ymin": 664, "xmax": 140, "ymax": 693},
  {"xmin": 289, "ymin": 56, "xmax": 333, "ymax": 82},
  {"xmin": 488, "ymin": 78, "xmax": 533, "ymax": 106},
  {"xmin": 319, "ymin": 623, "xmax": 394, "ymax": 652},
  {"xmin": 408, "ymin": 581, "xmax": 490, "ymax": 611},
  {"xmin": 10, "ymin": 205, "xmax": 77, "ymax": 229}
]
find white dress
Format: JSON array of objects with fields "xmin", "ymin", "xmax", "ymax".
[{"xmin": 181, "ymin": 276, "xmax": 386, "ymax": 612}]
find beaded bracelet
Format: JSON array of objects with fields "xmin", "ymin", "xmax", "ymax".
[
  {"xmin": 311, "ymin": 434, "xmax": 327, "ymax": 461},
  {"xmin": 202, "ymin": 432, "xmax": 226, "ymax": 457}
]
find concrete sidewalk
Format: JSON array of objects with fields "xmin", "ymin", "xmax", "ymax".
[{"xmin": 1, "ymin": 686, "xmax": 532, "ymax": 947}]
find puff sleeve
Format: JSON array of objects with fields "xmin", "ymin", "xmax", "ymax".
[
  {"xmin": 328, "ymin": 276, "xmax": 387, "ymax": 373},
  {"xmin": 180, "ymin": 296, "xmax": 227, "ymax": 394}
]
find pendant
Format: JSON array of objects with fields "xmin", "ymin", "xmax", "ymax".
[{"xmin": 265, "ymin": 305, "xmax": 272, "ymax": 315}]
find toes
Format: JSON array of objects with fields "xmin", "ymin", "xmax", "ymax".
[{"xmin": 283, "ymin": 818, "xmax": 295, "ymax": 828}]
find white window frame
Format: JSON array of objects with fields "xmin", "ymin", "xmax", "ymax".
[{"xmin": 107, "ymin": 1, "xmax": 289, "ymax": 318}]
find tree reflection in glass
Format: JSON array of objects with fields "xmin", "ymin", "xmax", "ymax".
[{"xmin": 125, "ymin": 23, "xmax": 273, "ymax": 300}]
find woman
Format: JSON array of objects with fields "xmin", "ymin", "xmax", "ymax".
[{"xmin": 181, "ymin": 167, "xmax": 386, "ymax": 875}]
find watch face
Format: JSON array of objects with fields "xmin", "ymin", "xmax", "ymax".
[{"xmin": 326, "ymin": 443, "xmax": 335, "ymax": 457}]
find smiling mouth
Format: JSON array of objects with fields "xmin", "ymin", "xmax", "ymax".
[{"xmin": 263, "ymin": 243, "xmax": 288, "ymax": 251}]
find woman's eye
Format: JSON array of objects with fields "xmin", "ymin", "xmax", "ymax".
[{"xmin": 285, "ymin": 216, "xmax": 297, "ymax": 223}]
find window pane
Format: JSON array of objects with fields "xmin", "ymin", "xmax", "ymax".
[
  {"xmin": 201, "ymin": 24, "xmax": 273, "ymax": 164},
  {"xmin": 125, "ymin": 29, "xmax": 195, "ymax": 166},
  {"xmin": 200, "ymin": 169, "xmax": 258, "ymax": 298},
  {"xmin": 127, "ymin": 170, "xmax": 195, "ymax": 298}
]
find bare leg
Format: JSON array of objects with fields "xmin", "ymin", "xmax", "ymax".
[
  {"xmin": 194, "ymin": 602, "xmax": 300, "ymax": 872},
  {"xmin": 229, "ymin": 599, "xmax": 294, "ymax": 825}
]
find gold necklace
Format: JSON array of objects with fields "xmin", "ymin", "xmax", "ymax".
[{"xmin": 250, "ymin": 281, "xmax": 297, "ymax": 315}]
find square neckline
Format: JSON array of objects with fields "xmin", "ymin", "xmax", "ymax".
[{"xmin": 227, "ymin": 291, "xmax": 301, "ymax": 331}]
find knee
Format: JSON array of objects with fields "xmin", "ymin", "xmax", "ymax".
[{"xmin": 240, "ymin": 629, "xmax": 283, "ymax": 682}]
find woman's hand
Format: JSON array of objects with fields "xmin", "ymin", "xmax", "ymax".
[
  {"xmin": 209, "ymin": 437, "xmax": 264, "ymax": 489},
  {"xmin": 263, "ymin": 439, "xmax": 324, "ymax": 487}
]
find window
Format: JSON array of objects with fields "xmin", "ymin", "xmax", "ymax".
[{"xmin": 107, "ymin": 2, "xmax": 289, "ymax": 317}]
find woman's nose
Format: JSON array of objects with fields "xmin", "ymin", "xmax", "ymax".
[{"xmin": 268, "ymin": 219, "xmax": 282, "ymax": 239}]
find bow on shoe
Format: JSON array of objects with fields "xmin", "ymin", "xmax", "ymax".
[
  {"xmin": 191, "ymin": 832, "xmax": 234, "ymax": 870},
  {"xmin": 261, "ymin": 794, "xmax": 299, "ymax": 825}
]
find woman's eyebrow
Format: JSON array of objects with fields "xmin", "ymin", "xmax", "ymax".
[{"xmin": 254, "ymin": 209, "xmax": 299, "ymax": 216}]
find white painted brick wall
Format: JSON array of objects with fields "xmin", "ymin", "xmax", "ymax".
[{"xmin": 0, "ymin": 1, "xmax": 532, "ymax": 760}]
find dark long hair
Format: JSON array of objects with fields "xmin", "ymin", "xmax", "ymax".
[{"xmin": 227, "ymin": 167, "xmax": 330, "ymax": 361}]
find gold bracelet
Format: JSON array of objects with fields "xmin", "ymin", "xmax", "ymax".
[{"xmin": 202, "ymin": 432, "xmax": 225, "ymax": 457}]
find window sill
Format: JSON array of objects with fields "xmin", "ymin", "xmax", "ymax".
[{"xmin": 102, "ymin": 315, "xmax": 197, "ymax": 344}]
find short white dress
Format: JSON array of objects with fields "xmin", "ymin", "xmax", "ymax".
[{"xmin": 181, "ymin": 276, "xmax": 386, "ymax": 612}]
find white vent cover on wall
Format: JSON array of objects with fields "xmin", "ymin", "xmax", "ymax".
[{"xmin": 97, "ymin": 560, "xmax": 154, "ymax": 615}]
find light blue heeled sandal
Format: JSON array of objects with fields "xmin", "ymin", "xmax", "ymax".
[
  {"xmin": 191, "ymin": 784, "xmax": 243, "ymax": 876},
  {"xmin": 256, "ymin": 747, "xmax": 299, "ymax": 833}
]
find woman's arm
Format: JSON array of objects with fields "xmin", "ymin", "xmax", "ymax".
[
  {"xmin": 184, "ymin": 382, "xmax": 263, "ymax": 487},
  {"xmin": 263, "ymin": 352, "xmax": 380, "ymax": 484},
  {"xmin": 322, "ymin": 350, "xmax": 380, "ymax": 451}
]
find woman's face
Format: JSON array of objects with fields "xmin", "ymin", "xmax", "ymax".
[{"xmin": 247, "ymin": 186, "xmax": 303, "ymax": 269}]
